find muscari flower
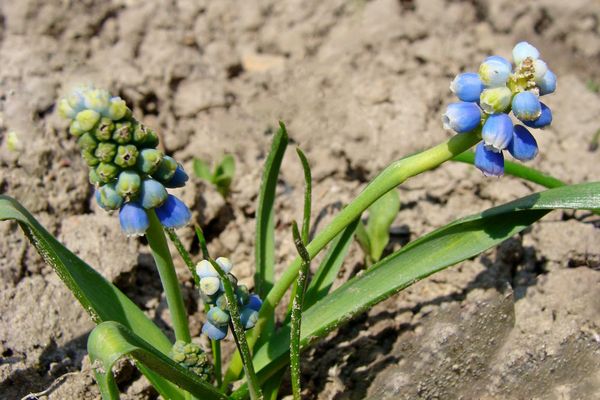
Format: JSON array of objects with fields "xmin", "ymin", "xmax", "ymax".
[
  {"xmin": 442, "ymin": 42, "xmax": 557, "ymax": 176},
  {"xmin": 58, "ymin": 86, "xmax": 192, "ymax": 236},
  {"xmin": 195, "ymin": 258, "xmax": 262, "ymax": 340}
]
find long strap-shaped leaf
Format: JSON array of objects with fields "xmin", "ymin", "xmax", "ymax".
[
  {"xmin": 88, "ymin": 322, "xmax": 227, "ymax": 400},
  {"xmin": 255, "ymin": 122, "xmax": 289, "ymax": 297},
  {"xmin": 0, "ymin": 195, "xmax": 184, "ymax": 400},
  {"xmin": 231, "ymin": 181, "xmax": 600, "ymax": 398}
]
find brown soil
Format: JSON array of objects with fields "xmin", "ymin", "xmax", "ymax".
[{"xmin": 1, "ymin": 1, "xmax": 599, "ymax": 399}]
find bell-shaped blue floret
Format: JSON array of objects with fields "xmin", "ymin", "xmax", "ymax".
[
  {"xmin": 482, "ymin": 114, "xmax": 513, "ymax": 151},
  {"xmin": 240, "ymin": 307, "xmax": 259, "ymax": 330},
  {"xmin": 207, "ymin": 307, "xmax": 230, "ymax": 327},
  {"xmin": 479, "ymin": 57, "xmax": 511, "ymax": 87},
  {"xmin": 474, "ymin": 142, "xmax": 504, "ymax": 177},
  {"xmin": 512, "ymin": 91, "xmax": 541, "ymax": 122},
  {"xmin": 140, "ymin": 179, "xmax": 168, "ymax": 209},
  {"xmin": 96, "ymin": 183, "xmax": 124, "ymax": 211},
  {"xmin": 523, "ymin": 102, "xmax": 552, "ymax": 129},
  {"xmin": 512, "ymin": 42, "xmax": 540, "ymax": 65},
  {"xmin": 119, "ymin": 202, "xmax": 149, "ymax": 237},
  {"xmin": 247, "ymin": 294, "xmax": 263, "ymax": 312},
  {"xmin": 164, "ymin": 165, "xmax": 189, "ymax": 188},
  {"xmin": 537, "ymin": 70, "xmax": 556, "ymax": 96},
  {"xmin": 202, "ymin": 321, "xmax": 228, "ymax": 341},
  {"xmin": 450, "ymin": 73, "xmax": 483, "ymax": 102},
  {"xmin": 155, "ymin": 194, "xmax": 191, "ymax": 229},
  {"xmin": 442, "ymin": 102, "xmax": 482, "ymax": 133},
  {"xmin": 508, "ymin": 125, "xmax": 538, "ymax": 161}
]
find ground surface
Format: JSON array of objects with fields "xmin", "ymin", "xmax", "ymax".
[{"xmin": 0, "ymin": 0, "xmax": 599, "ymax": 399}]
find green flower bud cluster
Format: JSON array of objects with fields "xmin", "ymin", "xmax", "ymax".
[
  {"xmin": 58, "ymin": 86, "xmax": 188, "ymax": 213},
  {"xmin": 169, "ymin": 340, "xmax": 213, "ymax": 382}
]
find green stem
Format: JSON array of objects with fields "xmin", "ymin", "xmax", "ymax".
[
  {"xmin": 146, "ymin": 210, "xmax": 191, "ymax": 343},
  {"xmin": 290, "ymin": 222, "xmax": 310, "ymax": 400},
  {"xmin": 166, "ymin": 228, "xmax": 200, "ymax": 286},
  {"xmin": 210, "ymin": 259, "xmax": 263, "ymax": 400},
  {"xmin": 224, "ymin": 129, "xmax": 481, "ymax": 384}
]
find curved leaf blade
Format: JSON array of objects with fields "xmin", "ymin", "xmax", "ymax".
[
  {"xmin": 0, "ymin": 195, "xmax": 184, "ymax": 400},
  {"xmin": 242, "ymin": 182, "xmax": 600, "ymax": 393},
  {"xmin": 88, "ymin": 322, "xmax": 227, "ymax": 400}
]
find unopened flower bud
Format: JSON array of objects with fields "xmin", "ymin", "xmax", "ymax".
[
  {"xmin": 479, "ymin": 57, "xmax": 511, "ymax": 87},
  {"xmin": 83, "ymin": 89, "xmax": 110, "ymax": 115},
  {"xmin": 93, "ymin": 118, "xmax": 115, "ymax": 141},
  {"xmin": 77, "ymin": 132, "xmax": 98, "ymax": 152},
  {"xmin": 207, "ymin": 307, "xmax": 230, "ymax": 327},
  {"xmin": 116, "ymin": 170, "xmax": 141, "ymax": 199},
  {"xmin": 133, "ymin": 123, "xmax": 149, "ymax": 144},
  {"xmin": 170, "ymin": 340, "xmax": 212, "ymax": 382},
  {"xmin": 479, "ymin": 86, "xmax": 512, "ymax": 114},
  {"xmin": 96, "ymin": 183, "xmax": 124, "ymax": 210},
  {"xmin": 239, "ymin": 307, "xmax": 259, "ymax": 330},
  {"xmin": 153, "ymin": 155, "xmax": 178, "ymax": 182},
  {"xmin": 112, "ymin": 121, "xmax": 133, "ymax": 144},
  {"xmin": 96, "ymin": 162, "xmax": 120, "ymax": 183},
  {"xmin": 482, "ymin": 113, "xmax": 513, "ymax": 152},
  {"xmin": 69, "ymin": 120, "xmax": 85, "ymax": 137},
  {"xmin": 200, "ymin": 277, "xmax": 221, "ymax": 296},
  {"xmin": 164, "ymin": 164, "xmax": 189, "ymax": 188},
  {"xmin": 136, "ymin": 148, "xmax": 163, "ymax": 175},
  {"xmin": 196, "ymin": 259, "xmax": 219, "ymax": 279},
  {"xmin": 202, "ymin": 321, "xmax": 228, "ymax": 341},
  {"xmin": 75, "ymin": 109, "xmax": 101, "ymax": 132},
  {"xmin": 119, "ymin": 202, "xmax": 149, "ymax": 237},
  {"xmin": 114, "ymin": 144, "xmax": 139, "ymax": 168},
  {"xmin": 532, "ymin": 59, "xmax": 548, "ymax": 82},
  {"xmin": 537, "ymin": 70, "xmax": 556, "ymax": 96},
  {"xmin": 58, "ymin": 99, "xmax": 77, "ymax": 119},
  {"xmin": 142, "ymin": 128, "xmax": 159, "ymax": 148},
  {"xmin": 95, "ymin": 142, "xmax": 117, "ymax": 163},
  {"xmin": 139, "ymin": 179, "xmax": 168, "ymax": 209},
  {"xmin": 512, "ymin": 42, "xmax": 540, "ymax": 66},
  {"xmin": 216, "ymin": 257, "xmax": 233, "ymax": 273},
  {"xmin": 450, "ymin": 72, "xmax": 483, "ymax": 102},
  {"xmin": 236, "ymin": 284, "xmax": 250, "ymax": 306},
  {"xmin": 522, "ymin": 102, "xmax": 552, "ymax": 129},
  {"xmin": 216, "ymin": 293, "xmax": 228, "ymax": 311},
  {"xmin": 107, "ymin": 97, "xmax": 129, "ymax": 121},
  {"xmin": 511, "ymin": 91, "xmax": 541, "ymax": 122},
  {"xmin": 81, "ymin": 149, "xmax": 99, "ymax": 167},
  {"xmin": 89, "ymin": 168, "xmax": 102, "ymax": 186}
]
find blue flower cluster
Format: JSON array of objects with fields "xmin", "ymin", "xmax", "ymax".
[
  {"xmin": 196, "ymin": 258, "xmax": 263, "ymax": 340},
  {"xmin": 443, "ymin": 42, "xmax": 557, "ymax": 176},
  {"xmin": 58, "ymin": 87, "xmax": 191, "ymax": 236}
]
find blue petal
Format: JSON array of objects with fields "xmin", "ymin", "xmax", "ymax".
[
  {"xmin": 508, "ymin": 125, "xmax": 538, "ymax": 161},
  {"xmin": 247, "ymin": 294, "xmax": 262, "ymax": 312},
  {"xmin": 482, "ymin": 113, "xmax": 513, "ymax": 151},
  {"xmin": 512, "ymin": 91, "xmax": 541, "ymax": 121},
  {"xmin": 155, "ymin": 194, "xmax": 191, "ymax": 229},
  {"xmin": 474, "ymin": 142, "xmax": 504, "ymax": 177},
  {"xmin": 96, "ymin": 183, "xmax": 123, "ymax": 211},
  {"xmin": 202, "ymin": 321, "xmax": 228, "ymax": 341},
  {"xmin": 164, "ymin": 165, "xmax": 189, "ymax": 188},
  {"xmin": 442, "ymin": 102, "xmax": 482, "ymax": 133},
  {"xmin": 537, "ymin": 70, "xmax": 556, "ymax": 96},
  {"xmin": 523, "ymin": 102, "xmax": 552, "ymax": 129},
  {"xmin": 450, "ymin": 73, "xmax": 483, "ymax": 102},
  {"xmin": 239, "ymin": 307, "xmax": 259, "ymax": 330},
  {"xmin": 512, "ymin": 42, "xmax": 540, "ymax": 65},
  {"xmin": 140, "ymin": 179, "xmax": 168, "ymax": 209},
  {"xmin": 119, "ymin": 202, "xmax": 149, "ymax": 237}
]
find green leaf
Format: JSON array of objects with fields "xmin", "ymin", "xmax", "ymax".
[
  {"xmin": 362, "ymin": 189, "xmax": 400, "ymax": 263},
  {"xmin": 193, "ymin": 158, "xmax": 214, "ymax": 182},
  {"xmin": 240, "ymin": 182, "xmax": 600, "ymax": 394},
  {"xmin": 0, "ymin": 195, "xmax": 185, "ymax": 400},
  {"xmin": 88, "ymin": 322, "xmax": 227, "ymax": 400},
  {"xmin": 254, "ymin": 122, "xmax": 289, "ymax": 297},
  {"xmin": 214, "ymin": 155, "xmax": 236, "ymax": 197},
  {"xmin": 303, "ymin": 218, "xmax": 359, "ymax": 310}
]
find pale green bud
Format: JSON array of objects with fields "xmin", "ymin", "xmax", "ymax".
[
  {"xmin": 112, "ymin": 121, "xmax": 133, "ymax": 144},
  {"xmin": 81, "ymin": 149, "xmax": 99, "ymax": 167},
  {"xmin": 77, "ymin": 132, "xmax": 98, "ymax": 152},
  {"xmin": 69, "ymin": 120, "xmax": 86, "ymax": 137},
  {"xmin": 116, "ymin": 170, "xmax": 141, "ymax": 198},
  {"xmin": 133, "ymin": 123, "xmax": 148, "ymax": 144},
  {"xmin": 142, "ymin": 128, "xmax": 159, "ymax": 148},
  {"xmin": 57, "ymin": 99, "xmax": 77, "ymax": 119},
  {"xmin": 196, "ymin": 259, "xmax": 218, "ymax": 278},
  {"xmin": 95, "ymin": 142, "xmax": 117, "ymax": 163},
  {"xmin": 136, "ymin": 148, "xmax": 163, "ymax": 175},
  {"xmin": 97, "ymin": 182, "xmax": 124, "ymax": 210},
  {"xmin": 89, "ymin": 168, "xmax": 102, "ymax": 186},
  {"xmin": 96, "ymin": 162, "xmax": 120, "ymax": 183},
  {"xmin": 107, "ymin": 97, "xmax": 129, "ymax": 121},
  {"xmin": 153, "ymin": 155, "xmax": 177, "ymax": 182},
  {"xmin": 480, "ymin": 86, "xmax": 512, "ymax": 114},
  {"xmin": 83, "ymin": 89, "xmax": 110, "ymax": 115},
  {"xmin": 93, "ymin": 117, "xmax": 115, "ymax": 141},
  {"xmin": 75, "ymin": 109, "xmax": 101, "ymax": 132},
  {"xmin": 114, "ymin": 144, "xmax": 139, "ymax": 168}
]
